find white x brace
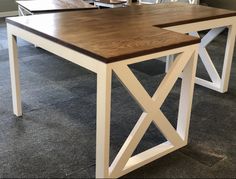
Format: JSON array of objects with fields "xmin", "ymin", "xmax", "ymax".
[
  {"xmin": 165, "ymin": 16, "xmax": 236, "ymax": 93},
  {"xmin": 96, "ymin": 46, "xmax": 198, "ymax": 178}
]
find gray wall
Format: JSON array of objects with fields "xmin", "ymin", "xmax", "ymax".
[
  {"xmin": 201, "ymin": 0, "xmax": 236, "ymax": 10},
  {"xmin": 0, "ymin": 0, "xmax": 17, "ymax": 12}
]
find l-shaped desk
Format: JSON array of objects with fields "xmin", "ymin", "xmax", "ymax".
[{"xmin": 6, "ymin": 3, "xmax": 236, "ymax": 178}]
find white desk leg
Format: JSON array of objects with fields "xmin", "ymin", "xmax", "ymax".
[
  {"xmin": 188, "ymin": 25, "xmax": 236, "ymax": 93},
  {"xmin": 18, "ymin": 5, "xmax": 33, "ymax": 16},
  {"xmin": 96, "ymin": 64, "xmax": 112, "ymax": 178},
  {"xmin": 165, "ymin": 55, "xmax": 174, "ymax": 73},
  {"xmin": 18, "ymin": 5, "xmax": 24, "ymax": 16},
  {"xmin": 221, "ymin": 25, "xmax": 236, "ymax": 92},
  {"xmin": 108, "ymin": 45, "xmax": 198, "ymax": 178},
  {"xmin": 177, "ymin": 49, "xmax": 198, "ymax": 142},
  {"xmin": 8, "ymin": 31, "xmax": 22, "ymax": 117}
]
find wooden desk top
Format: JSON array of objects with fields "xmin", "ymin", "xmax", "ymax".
[
  {"xmin": 16, "ymin": 0, "xmax": 97, "ymax": 13},
  {"xmin": 8, "ymin": 3, "xmax": 236, "ymax": 63},
  {"xmin": 7, "ymin": 10, "xmax": 199, "ymax": 63}
]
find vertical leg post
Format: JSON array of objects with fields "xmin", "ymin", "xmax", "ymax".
[
  {"xmin": 221, "ymin": 25, "xmax": 236, "ymax": 92},
  {"xmin": 165, "ymin": 55, "xmax": 175, "ymax": 73},
  {"xmin": 177, "ymin": 47, "xmax": 198, "ymax": 143},
  {"xmin": 18, "ymin": 5, "xmax": 23, "ymax": 16},
  {"xmin": 8, "ymin": 29, "xmax": 22, "ymax": 117},
  {"xmin": 96, "ymin": 64, "xmax": 112, "ymax": 178}
]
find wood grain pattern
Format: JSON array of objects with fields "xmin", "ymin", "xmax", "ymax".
[
  {"xmin": 16, "ymin": 0, "xmax": 97, "ymax": 13},
  {"xmin": 7, "ymin": 3, "xmax": 236, "ymax": 63},
  {"xmin": 6, "ymin": 11, "xmax": 199, "ymax": 63}
]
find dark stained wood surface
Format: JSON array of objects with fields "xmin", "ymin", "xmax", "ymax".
[
  {"xmin": 6, "ymin": 11, "xmax": 199, "ymax": 63},
  {"xmin": 7, "ymin": 3, "xmax": 236, "ymax": 63},
  {"xmin": 16, "ymin": 0, "xmax": 97, "ymax": 13}
]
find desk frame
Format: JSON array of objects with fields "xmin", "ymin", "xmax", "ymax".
[
  {"xmin": 7, "ymin": 23, "xmax": 198, "ymax": 178},
  {"xmin": 165, "ymin": 16, "xmax": 236, "ymax": 93},
  {"xmin": 18, "ymin": 5, "xmax": 34, "ymax": 16}
]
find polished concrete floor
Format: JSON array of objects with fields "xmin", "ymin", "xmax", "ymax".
[{"xmin": 0, "ymin": 17, "xmax": 236, "ymax": 178}]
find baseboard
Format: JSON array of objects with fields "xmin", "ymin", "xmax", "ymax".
[{"xmin": 0, "ymin": 11, "xmax": 18, "ymax": 18}]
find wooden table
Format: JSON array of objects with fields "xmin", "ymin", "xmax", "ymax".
[
  {"xmin": 6, "ymin": 3, "xmax": 236, "ymax": 178},
  {"xmin": 16, "ymin": 0, "xmax": 97, "ymax": 15},
  {"xmin": 7, "ymin": 5, "xmax": 199, "ymax": 178}
]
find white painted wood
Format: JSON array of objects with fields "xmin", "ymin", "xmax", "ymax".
[
  {"xmin": 96, "ymin": 64, "xmax": 112, "ymax": 178},
  {"xmin": 201, "ymin": 27, "xmax": 225, "ymax": 47},
  {"xmin": 112, "ymin": 64, "xmax": 154, "ymax": 112},
  {"xmin": 198, "ymin": 45, "xmax": 221, "ymax": 84},
  {"xmin": 109, "ymin": 46, "xmax": 198, "ymax": 178},
  {"xmin": 195, "ymin": 77, "xmax": 221, "ymax": 92},
  {"xmin": 165, "ymin": 17, "xmax": 236, "ymax": 93},
  {"xmin": 165, "ymin": 17, "xmax": 236, "ymax": 34},
  {"xmin": 18, "ymin": 6, "xmax": 24, "ymax": 16},
  {"xmin": 111, "ymin": 45, "xmax": 197, "ymax": 66},
  {"xmin": 109, "ymin": 49, "xmax": 196, "ymax": 177},
  {"xmin": 109, "ymin": 113, "xmax": 153, "ymax": 177},
  {"xmin": 7, "ymin": 30, "xmax": 22, "ymax": 117},
  {"xmin": 189, "ymin": 29, "xmax": 223, "ymax": 84},
  {"xmin": 152, "ymin": 110, "xmax": 183, "ymax": 146},
  {"xmin": 18, "ymin": 5, "xmax": 33, "ymax": 16},
  {"xmin": 189, "ymin": 31, "xmax": 200, "ymax": 38},
  {"xmin": 221, "ymin": 24, "xmax": 236, "ymax": 92},
  {"xmin": 177, "ymin": 49, "xmax": 198, "ymax": 142},
  {"xmin": 153, "ymin": 49, "xmax": 195, "ymax": 107},
  {"xmin": 122, "ymin": 142, "xmax": 177, "ymax": 176},
  {"xmin": 165, "ymin": 55, "xmax": 174, "ymax": 72}
]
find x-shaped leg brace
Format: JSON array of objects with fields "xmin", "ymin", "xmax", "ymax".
[
  {"xmin": 166, "ymin": 26, "xmax": 236, "ymax": 93},
  {"xmin": 96, "ymin": 45, "xmax": 198, "ymax": 178},
  {"xmin": 190, "ymin": 26, "xmax": 236, "ymax": 92}
]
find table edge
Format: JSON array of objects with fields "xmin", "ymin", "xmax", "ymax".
[{"xmin": 155, "ymin": 13, "xmax": 236, "ymax": 28}]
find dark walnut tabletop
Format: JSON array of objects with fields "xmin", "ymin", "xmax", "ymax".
[
  {"xmin": 16, "ymin": 0, "xmax": 97, "ymax": 13},
  {"xmin": 7, "ymin": 3, "xmax": 236, "ymax": 63}
]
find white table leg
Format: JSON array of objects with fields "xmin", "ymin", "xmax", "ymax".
[
  {"xmin": 221, "ymin": 24, "xmax": 236, "ymax": 92},
  {"xmin": 7, "ymin": 30, "xmax": 22, "ymax": 117},
  {"xmin": 18, "ymin": 5, "xmax": 24, "ymax": 16},
  {"xmin": 177, "ymin": 49, "xmax": 198, "ymax": 142},
  {"xmin": 165, "ymin": 55, "xmax": 174, "ymax": 72},
  {"xmin": 189, "ymin": 25, "xmax": 236, "ymax": 93},
  {"xmin": 96, "ymin": 64, "xmax": 112, "ymax": 178},
  {"xmin": 107, "ymin": 45, "xmax": 198, "ymax": 178},
  {"xmin": 18, "ymin": 5, "xmax": 33, "ymax": 16}
]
